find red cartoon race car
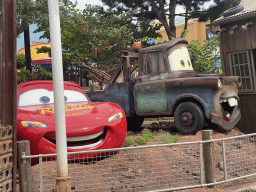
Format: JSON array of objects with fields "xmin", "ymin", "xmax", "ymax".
[{"xmin": 17, "ymin": 80, "xmax": 127, "ymax": 162}]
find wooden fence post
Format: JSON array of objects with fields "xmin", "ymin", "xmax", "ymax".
[
  {"xmin": 17, "ymin": 140, "xmax": 33, "ymax": 192},
  {"xmin": 202, "ymin": 130, "xmax": 215, "ymax": 187}
]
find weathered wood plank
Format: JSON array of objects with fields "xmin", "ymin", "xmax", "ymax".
[
  {"xmin": 237, "ymin": 94, "xmax": 256, "ymax": 133},
  {"xmin": 17, "ymin": 141, "xmax": 33, "ymax": 192},
  {"xmin": 202, "ymin": 130, "xmax": 215, "ymax": 186}
]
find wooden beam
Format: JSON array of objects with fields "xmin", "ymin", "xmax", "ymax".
[{"xmin": 1, "ymin": 0, "xmax": 17, "ymax": 191}]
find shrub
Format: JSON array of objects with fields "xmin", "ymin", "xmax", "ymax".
[
  {"xmin": 187, "ymin": 39, "xmax": 221, "ymax": 74},
  {"xmin": 125, "ymin": 137, "xmax": 134, "ymax": 147},
  {"xmin": 17, "ymin": 54, "xmax": 26, "ymax": 69},
  {"xmin": 17, "ymin": 65, "xmax": 52, "ymax": 85},
  {"xmin": 157, "ymin": 130, "xmax": 172, "ymax": 141},
  {"xmin": 134, "ymin": 137, "xmax": 146, "ymax": 145},
  {"xmin": 133, "ymin": 132, "xmax": 157, "ymax": 145},
  {"xmin": 141, "ymin": 131, "xmax": 157, "ymax": 142},
  {"xmin": 166, "ymin": 135, "xmax": 180, "ymax": 145}
]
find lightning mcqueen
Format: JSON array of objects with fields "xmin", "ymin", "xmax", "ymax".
[{"xmin": 17, "ymin": 80, "xmax": 127, "ymax": 161}]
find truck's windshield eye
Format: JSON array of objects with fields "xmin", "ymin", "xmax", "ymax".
[
  {"xmin": 180, "ymin": 60, "xmax": 185, "ymax": 68},
  {"xmin": 188, "ymin": 60, "xmax": 191, "ymax": 67}
]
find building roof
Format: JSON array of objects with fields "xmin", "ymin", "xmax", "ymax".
[
  {"xmin": 209, "ymin": 0, "xmax": 256, "ymax": 26},
  {"xmin": 31, "ymin": 59, "xmax": 52, "ymax": 65},
  {"xmin": 18, "ymin": 42, "xmax": 50, "ymax": 52}
]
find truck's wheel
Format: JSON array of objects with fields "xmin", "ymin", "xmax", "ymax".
[
  {"xmin": 127, "ymin": 116, "xmax": 144, "ymax": 132},
  {"xmin": 174, "ymin": 102, "xmax": 205, "ymax": 135}
]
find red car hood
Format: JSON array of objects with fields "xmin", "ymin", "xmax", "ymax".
[{"xmin": 18, "ymin": 102, "xmax": 117, "ymax": 127}]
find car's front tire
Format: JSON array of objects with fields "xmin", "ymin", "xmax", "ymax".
[
  {"xmin": 127, "ymin": 115, "xmax": 144, "ymax": 132},
  {"xmin": 174, "ymin": 102, "xmax": 205, "ymax": 135}
]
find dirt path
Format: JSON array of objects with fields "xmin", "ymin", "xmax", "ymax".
[{"xmin": 30, "ymin": 118, "xmax": 256, "ymax": 192}]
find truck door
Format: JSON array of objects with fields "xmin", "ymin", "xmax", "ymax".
[{"xmin": 134, "ymin": 51, "xmax": 169, "ymax": 114}]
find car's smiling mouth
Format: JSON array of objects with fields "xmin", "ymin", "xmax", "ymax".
[
  {"xmin": 46, "ymin": 130, "xmax": 106, "ymax": 149},
  {"xmin": 220, "ymin": 96, "xmax": 238, "ymax": 119}
]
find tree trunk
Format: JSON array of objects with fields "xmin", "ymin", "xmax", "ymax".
[
  {"xmin": 168, "ymin": 0, "xmax": 177, "ymax": 39},
  {"xmin": 24, "ymin": 23, "xmax": 32, "ymax": 71},
  {"xmin": 181, "ymin": 6, "xmax": 190, "ymax": 38},
  {"xmin": 149, "ymin": 0, "xmax": 176, "ymax": 40}
]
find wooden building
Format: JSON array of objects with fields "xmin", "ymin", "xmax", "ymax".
[{"xmin": 207, "ymin": 0, "xmax": 256, "ymax": 133}]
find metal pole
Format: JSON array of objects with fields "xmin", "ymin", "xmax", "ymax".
[
  {"xmin": 221, "ymin": 139, "xmax": 228, "ymax": 181},
  {"xmin": 48, "ymin": 0, "xmax": 71, "ymax": 191}
]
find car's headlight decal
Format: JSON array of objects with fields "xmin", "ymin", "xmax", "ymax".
[
  {"xmin": 108, "ymin": 112, "xmax": 123, "ymax": 122},
  {"xmin": 21, "ymin": 121, "xmax": 48, "ymax": 128}
]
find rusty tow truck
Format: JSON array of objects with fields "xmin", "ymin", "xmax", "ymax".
[{"xmin": 87, "ymin": 38, "xmax": 241, "ymax": 134}]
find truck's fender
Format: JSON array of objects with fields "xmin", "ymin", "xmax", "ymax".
[
  {"xmin": 170, "ymin": 94, "xmax": 211, "ymax": 119},
  {"xmin": 87, "ymin": 91, "xmax": 109, "ymax": 102}
]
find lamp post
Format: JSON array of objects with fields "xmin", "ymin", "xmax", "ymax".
[{"xmin": 48, "ymin": 0, "xmax": 71, "ymax": 191}]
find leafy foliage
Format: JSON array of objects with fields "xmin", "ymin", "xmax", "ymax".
[
  {"xmin": 187, "ymin": 39, "xmax": 221, "ymax": 74},
  {"xmin": 101, "ymin": 0, "xmax": 242, "ymax": 40},
  {"xmin": 166, "ymin": 135, "xmax": 180, "ymax": 144},
  {"xmin": 134, "ymin": 132, "xmax": 156, "ymax": 145},
  {"xmin": 133, "ymin": 22, "xmax": 162, "ymax": 48},
  {"xmin": 17, "ymin": 54, "xmax": 26, "ymax": 69},
  {"xmin": 124, "ymin": 130, "xmax": 180, "ymax": 147},
  {"xmin": 101, "ymin": 0, "xmax": 178, "ymax": 39},
  {"xmin": 193, "ymin": 0, "xmax": 241, "ymax": 22},
  {"xmin": 36, "ymin": 46, "xmax": 51, "ymax": 57},
  {"xmin": 17, "ymin": 65, "xmax": 52, "ymax": 84},
  {"xmin": 34, "ymin": 3, "xmax": 135, "ymax": 71},
  {"xmin": 125, "ymin": 137, "xmax": 134, "ymax": 147}
]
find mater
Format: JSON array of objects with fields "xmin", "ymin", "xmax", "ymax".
[{"xmin": 88, "ymin": 38, "xmax": 241, "ymax": 134}]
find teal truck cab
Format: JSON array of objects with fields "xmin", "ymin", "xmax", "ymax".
[{"xmin": 87, "ymin": 38, "xmax": 241, "ymax": 134}]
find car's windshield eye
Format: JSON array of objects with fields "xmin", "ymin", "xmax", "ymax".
[
  {"xmin": 40, "ymin": 96, "xmax": 50, "ymax": 104},
  {"xmin": 180, "ymin": 60, "xmax": 185, "ymax": 68},
  {"xmin": 64, "ymin": 96, "xmax": 68, "ymax": 102}
]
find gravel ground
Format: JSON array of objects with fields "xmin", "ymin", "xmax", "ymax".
[{"xmin": 29, "ymin": 118, "xmax": 256, "ymax": 192}]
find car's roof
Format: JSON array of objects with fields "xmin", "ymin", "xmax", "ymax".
[{"xmin": 18, "ymin": 80, "xmax": 81, "ymax": 88}]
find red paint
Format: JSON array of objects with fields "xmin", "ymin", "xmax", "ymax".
[{"xmin": 17, "ymin": 80, "xmax": 127, "ymax": 163}]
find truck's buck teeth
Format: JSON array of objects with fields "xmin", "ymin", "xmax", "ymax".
[
  {"xmin": 228, "ymin": 98, "xmax": 238, "ymax": 107},
  {"xmin": 220, "ymin": 97, "xmax": 238, "ymax": 107}
]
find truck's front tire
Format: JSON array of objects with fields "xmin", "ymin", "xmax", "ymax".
[
  {"xmin": 127, "ymin": 115, "xmax": 144, "ymax": 132},
  {"xmin": 174, "ymin": 102, "xmax": 205, "ymax": 135}
]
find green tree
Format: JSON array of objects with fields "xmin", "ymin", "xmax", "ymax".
[
  {"xmin": 17, "ymin": 65, "xmax": 52, "ymax": 84},
  {"xmin": 192, "ymin": 0, "xmax": 241, "ymax": 22},
  {"xmin": 133, "ymin": 21, "xmax": 162, "ymax": 48},
  {"xmin": 177, "ymin": 0, "xmax": 211, "ymax": 37},
  {"xmin": 101, "ymin": 0, "xmax": 178, "ymax": 39},
  {"xmin": 34, "ymin": 4, "xmax": 162, "ymax": 71},
  {"xmin": 101, "ymin": 0, "xmax": 241, "ymax": 40},
  {"xmin": 0, "ymin": 0, "xmax": 43, "ymax": 36},
  {"xmin": 187, "ymin": 39, "xmax": 221, "ymax": 74},
  {"xmin": 101, "ymin": 0, "xmax": 215, "ymax": 40},
  {"xmin": 34, "ymin": 4, "xmax": 134, "ymax": 70},
  {"xmin": 17, "ymin": 54, "xmax": 26, "ymax": 69}
]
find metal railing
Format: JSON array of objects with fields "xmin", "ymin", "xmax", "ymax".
[{"xmin": 18, "ymin": 131, "xmax": 256, "ymax": 192}]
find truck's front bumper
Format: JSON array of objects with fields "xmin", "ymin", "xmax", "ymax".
[{"xmin": 210, "ymin": 108, "xmax": 241, "ymax": 131}]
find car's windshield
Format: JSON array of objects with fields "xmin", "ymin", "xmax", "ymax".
[
  {"xmin": 18, "ymin": 88, "xmax": 89, "ymax": 107},
  {"xmin": 168, "ymin": 46, "xmax": 193, "ymax": 71}
]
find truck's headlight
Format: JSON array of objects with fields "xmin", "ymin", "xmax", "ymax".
[
  {"xmin": 108, "ymin": 112, "xmax": 123, "ymax": 122},
  {"xmin": 218, "ymin": 79, "xmax": 222, "ymax": 88},
  {"xmin": 21, "ymin": 121, "xmax": 48, "ymax": 128}
]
